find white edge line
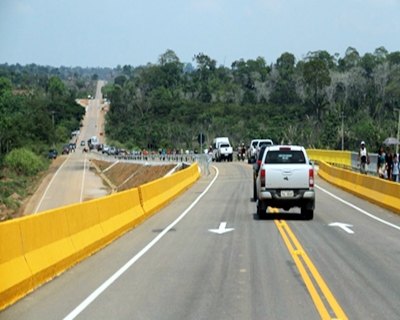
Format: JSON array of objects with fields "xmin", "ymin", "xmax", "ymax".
[
  {"xmin": 34, "ymin": 155, "xmax": 70, "ymax": 213},
  {"xmin": 63, "ymin": 166, "xmax": 220, "ymax": 320},
  {"xmin": 316, "ymin": 184, "xmax": 400, "ymax": 231}
]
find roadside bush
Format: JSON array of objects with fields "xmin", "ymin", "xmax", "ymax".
[{"xmin": 3, "ymin": 148, "xmax": 46, "ymax": 176}]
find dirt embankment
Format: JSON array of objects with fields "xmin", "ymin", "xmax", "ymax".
[
  {"xmin": 91, "ymin": 160, "xmax": 175, "ymax": 192},
  {"xmin": 0, "ymin": 158, "xmax": 175, "ymax": 222}
]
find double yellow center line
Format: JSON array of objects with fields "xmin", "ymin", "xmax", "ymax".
[{"xmin": 273, "ymin": 214, "xmax": 348, "ymax": 320}]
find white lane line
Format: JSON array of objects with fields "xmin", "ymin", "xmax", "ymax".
[
  {"xmin": 34, "ymin": 155, "xmax": 70, "ymax": 213},
  {"xmin": 316, "ymin": 184, "xmax": 400, "ymax": 231},
  {"xmin": 63, "ymin": 166, "xmax": 220, "ymax": 320}
]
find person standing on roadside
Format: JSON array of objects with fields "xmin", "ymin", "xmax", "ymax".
[
  {"xmin": 385, "ymin": 148, "xmax": 393, "ymax": 180},
  {"xmin": 377, "ymin": 146, "xmax": 386, "ymax": 178},
  {"xmin": 392, "ymin": 154, "xmax": 399, "ymax": 182},
  {"xmin": 358, "ymin": 141, "xmax": 369, "ymax": 174}
]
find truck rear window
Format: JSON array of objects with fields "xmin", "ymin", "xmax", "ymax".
[
  {"xmin": 220, "ymin": 143, "xmax": 230, "ymax": 148},
  {"xmin": 264, "ymin": 150, "xmax": 306, "ymax": 164}
]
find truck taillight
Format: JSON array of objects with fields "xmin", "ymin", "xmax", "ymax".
[
  {"xmin": 260, "ymin": 169, "xmax": 266, "ymax": 187},
  {"xmin": 309, "ymin": 168, "xmax": 314, "ymax": 188}
]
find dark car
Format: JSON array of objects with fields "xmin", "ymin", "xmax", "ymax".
[
  {"xmin": 48, "ymin": 149, "xmax": 58, "ymax": 159},
  {"xmin": 62, "ymin": 145, "xmax": 70, "ymax": 155},
  {"xmin": 253, "ymin": 145, "xmax": 268, "ymax": 201},
  {"xmin": 69, "ymin": 143, "xmax": 76, "ymax": 151}
]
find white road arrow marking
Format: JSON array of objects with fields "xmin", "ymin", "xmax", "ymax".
[
  {"xmin": 329, "ymin": 222, "xmax": 354, "ymax": 234},
  {"xmin": 209, "ymin": 222, "xmax": 235, "ymax": 235}
]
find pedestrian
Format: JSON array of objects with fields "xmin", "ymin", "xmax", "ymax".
[
  {"xmin": 358, "ymin": 141, "xmax": 369, "ymax": 174},
  {"xmin": 392, "ymin": 154, "xmax": 399, "ymax": 182},
  {"xmin": 385, "ymin": 148, "xmax": 393, "ymax": 180},
  {"xmin": 377, "ymin": 146, "xmax": 386, "ymax": 178}
]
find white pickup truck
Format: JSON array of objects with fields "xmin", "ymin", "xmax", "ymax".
[
  {"xmin": 255, "ymin": 145, "xmax": 315, "ymax": 219},
  {"xmin": 212, "ymin": 137, "xmax": 233, "ymax": 162}
]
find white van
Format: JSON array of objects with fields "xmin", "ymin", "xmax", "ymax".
[{"xmin": 212, "ymin": 137, "xmax": 233, "ymax": 162}]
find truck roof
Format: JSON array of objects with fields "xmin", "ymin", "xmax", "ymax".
[{"xmin": 267, "ymin": 145, "xmax": 304, "ymax": 151}]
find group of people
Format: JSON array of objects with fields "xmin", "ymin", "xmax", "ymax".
[
  {"xmin": 358, "ymin": 141, "xmax": 400, "ymax": 182},
  {"xmin": 376, "ymin": 146, "xmax": 399, "ymax": 181}
]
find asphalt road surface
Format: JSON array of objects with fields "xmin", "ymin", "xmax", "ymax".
[
  {"xmin": 25, "ymin": 81, "xmax": 108, "ymax": 214},
  {"xmin": 2, "ymin": 162, "xmax": 400, "ymax": 319}
]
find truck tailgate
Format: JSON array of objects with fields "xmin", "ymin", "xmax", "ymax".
[{"xmin": 265, "ymin": 165, "xmax": 310, "ymax": 189}]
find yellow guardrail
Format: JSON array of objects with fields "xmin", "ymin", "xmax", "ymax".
[
  {"xmin": 306, "ymin": 149, "xmax": 352, "ymax": 167},
  {"xmin": 318, "ymin": 161, "xmax": 400, "ymax": 214},
  {"xmin": 0, "ymin": 163, "xmax": 200, "ymax": 311}
]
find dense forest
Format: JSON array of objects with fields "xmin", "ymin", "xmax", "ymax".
[
  {"xmin": 0, "ymin": 64, "xmax": 97, "ymax": 156},
  {"xmin": 103, "ymin": 47, "xmax": 400, "ymax": 152}
]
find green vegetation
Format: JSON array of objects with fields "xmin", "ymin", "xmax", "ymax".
[
  {"xmin": 3, "ymin": 148, "xmax": 46, "ymax": 176},
  {"xmin": 0, "ymin": 64, "xmax": 94, "ymax": 218},
  {"xmin": 104, "ymin": 47, "xmax": 400, "ymax": 152}
]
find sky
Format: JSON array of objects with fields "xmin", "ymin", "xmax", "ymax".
[{"xmin": 1, "ymin": 0, "xmax": 399, "ymax": 68}]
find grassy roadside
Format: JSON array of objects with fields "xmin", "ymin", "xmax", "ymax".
[{"xmin": 0, "ymin": 161, "xmax": 56, "ymax": 221}]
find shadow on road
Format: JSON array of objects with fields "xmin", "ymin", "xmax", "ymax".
[{"xmin": 252, "ymin": 212, "xmax": 308, "ymax": 221}]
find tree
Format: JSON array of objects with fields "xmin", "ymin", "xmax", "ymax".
[
  {"xmin": 159, "ymin": 49, "xmax": 180, "ymax": 65},
  {"xmin": 269, "ymin": 52, "xmax": 299, "ymax": 105},
  {"xmin": 0, "ymin": 77, "xmax": 12, "ymax": 95},
  {"xmin": 303, "ymin": 58, "xmax": 331, "ymax": 120},
  {"xmin": 48, "ymin": 76, "xmax": 66, "ymax": 100},
  {"xmin": 193, "ymin": 53, "xmax": 217, "ymax": 103},
  {"xmin": 338, "ymin": 47, "xmax": 360, "ymax": 71}
]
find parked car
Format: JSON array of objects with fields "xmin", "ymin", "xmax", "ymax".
[
  {"xmin": 80, "ymin": 140, "xmax": 85, "ymax": 146},
  {"xmin": 62, "ymin": 145, "xmax": 70, "ymax": 155},
  {"xmin": 102, "ymin": 145, "xmax": 110, "ymax": 154},
  {"xmin": 69, "ymin": 143, "xmax": 76, "ymax": 151},
  {"xmin": 48, "ymin": 149, "xmax": 58, "ymax": 159},
  {"xmin": 108, "ymin": 146, "xmax": 116, "ymax": 155}
]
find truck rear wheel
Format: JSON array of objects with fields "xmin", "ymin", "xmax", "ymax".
[
  {"xmin": 301, "ymin": 207, "xmax": 314, "ymax": 220},
  {"xmin": 257, "ymin": 201, "xmax": 267, "ymax": 219}
]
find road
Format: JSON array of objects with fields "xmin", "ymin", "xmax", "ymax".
[
  {"xmin": 3, "ymin": 162, "xmax": 400, "ymax": 319},
  {"xmin": 23, "ymin": 81, "xmax": 109, "ymax": 214}
]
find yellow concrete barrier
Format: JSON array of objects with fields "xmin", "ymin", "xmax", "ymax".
[
  {"xmin": 0, "ymin": 220, "xmax": 33, "ymax": 310},
  {"xmin": 66, "ymin": 201, "xmax": 104, "ymax": 261},
  {"xmin": 0, "ymin": 162, "xmax": 200, "ymax": 311},
  {"xmin": 18, "ymin": 207, "xmax": 77, "ymax": 290},
  {"xmin": 139, "ymin": 163, "xmax": 200, "ymax": 216},
  {"xmin": 307, "ymin": 149, "xmax": 352, "ymax": 167},
  {"xmin": 98, "ymin": 188, "xmax": 143, "ymax": 243},
  {"xmin": 318, "ymin": 161, "xmax": 400, "ymax": 214}
]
